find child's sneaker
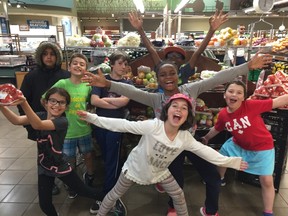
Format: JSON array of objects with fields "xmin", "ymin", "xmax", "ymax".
[
  {"xmin": 114, "ymin": 198, "xmax": 127, "ymax": 216},
  {"xmin": 90, "ymin": 200, "xmax": 102, "ymax": 214},
  {"xmin": 200, "ymin": 207, "xmax": 219, "ymax": 216},
  {"xmin": 83, "ymin": 172, "xmax": 94, "ymax": 187},
  {"xmin": 263, "ymin": 212, "xmax": 273, "ymax": 216},
  {"xmin": 68, "ymin": 190, "xmax": 78, "ymax": 199},
  {"xmin": 220, "ymin": 177, "xmax": 226, "ymax": 186},
  {"xmin": 154, "ymin": 183, "xmax": 165, "ymax": 193},
  {"xmin": 167, "ymin": 207, "xmax": 177, "ymax": 216}
]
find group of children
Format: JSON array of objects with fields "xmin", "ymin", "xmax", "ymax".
[{"xmin": 0, "ymin": 10, "xmax": 280, "ymax": 216}]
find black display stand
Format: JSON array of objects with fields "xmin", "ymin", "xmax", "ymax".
[{"xmin": 238, "ymin": 109, "xmax": 288, "ymax": 192}]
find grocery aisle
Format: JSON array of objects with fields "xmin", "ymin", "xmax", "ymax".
[{"xmin": 0, "ymin": 107, "xmax": 288, "ymax": 216}]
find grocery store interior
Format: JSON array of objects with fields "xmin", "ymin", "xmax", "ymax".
[{"xmin": 0, "ymin": 0, "xmax": 288, "ymax": 216}]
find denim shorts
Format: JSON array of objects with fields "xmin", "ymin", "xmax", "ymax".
[
  {"xmin": 63, "ymin": 134, "xmax": 93, "ymax": 157},
  {"xmin": 219, "ymin": 137, "xmax": 275, "ymax": 175}
]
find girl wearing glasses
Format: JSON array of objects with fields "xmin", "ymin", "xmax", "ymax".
[
  {"xmin": 0, "ymin": 87, "xmax": 104, "ymax": 216},
  {"xmin": 50, "ymin": 53, "xmax": 96, "ymax": 199}
]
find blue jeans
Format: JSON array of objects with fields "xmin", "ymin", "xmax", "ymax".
[
  {"xmin": 168, "ymin": 151, "xmax": 221, "ymax": 215},
  {"xmin": 94, "ymin": 127, "xmax": 123, "ymax": 194}
]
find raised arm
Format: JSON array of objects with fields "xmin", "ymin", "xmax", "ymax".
[
  {"xmin": 272, "ymin": 94, "xmax": 288, "ymax": 109},
  {"xmin": 20, "ymin": 100, "xmax": 56, "ymax": 131},
  {"xmin": 188, "ymin": 10, "xmax": 228, "ymax": 68},
  {"xmin": 128, "ymin": 11, "xmax": 161, "ymax": 65}
]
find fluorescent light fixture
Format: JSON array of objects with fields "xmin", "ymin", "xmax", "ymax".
[
  {"xmin": 174, "ymin": 0, "xmax": 190, "ymax": 13},
  {"xmin": 133, "ymin": 0, "xmax": 145, "ymax": 13}
]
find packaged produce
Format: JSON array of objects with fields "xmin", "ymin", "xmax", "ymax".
[{"xmin": 0, "ymin": 84, "xmax": 23, "ymax": 105}]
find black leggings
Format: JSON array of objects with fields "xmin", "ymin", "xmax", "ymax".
[
  {"xmin": 168, "ymin": 151, "xmax": 221, "ymax": 215},
  {"xmin": 38, "ymin": 171, "xmax": 104, "ymax": 216}
]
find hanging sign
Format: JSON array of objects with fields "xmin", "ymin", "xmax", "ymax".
[{"xmin": 27, "ymin": 20, "xmax": 49, "ymax": 29}]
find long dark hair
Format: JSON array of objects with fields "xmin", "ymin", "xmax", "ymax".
[{"xmin": 160, "ymin": 100, "xmax": 194, "ymax": 130}]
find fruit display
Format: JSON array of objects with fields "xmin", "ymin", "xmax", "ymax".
[
  {"xmin": 90, "ymin": 33, "xmax": 112, "ymax": 47},
  {"xmin": 272, "ymin": 62, "xmax": 288, "ymax": 74},
  {"xmin": 271, "ymin": 37, "xmax": 288, "ymax": 52},
  {"xmin": 250, "ymin": 71, "xmax": 288, "ymax": 109},
  {"xmin": 195, "ymin": 98, "xmax": 220, "ymax": 128},
  {"xmin": 0, "ymin": 83, "xmax": 23, "ymax": 105},
  {"xmin": 131, "ymin": 65, "xmax": 158, "ymax": 89}
]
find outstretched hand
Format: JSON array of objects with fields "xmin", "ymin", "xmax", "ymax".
[
  {"xmin": 81, "ymin": 69, "xmax": 108, "ymax": 87},
  {"xmin": 128, "ymin": 11, "xmax": 143, "ymax": 31},
  {"xmin": 248, "ymin": 51, "xmax": 273, "ymax": 70},
  {"xmin": 209, "ymin": 10, "xmax": 229, "ymax": 31},
  {"xmin": 76, "ymin": 110, "xmax": 88, "ymax": 121},
  {"xmin": 239, "ymin": 160, "xmax": 248, "ymax": 171}
]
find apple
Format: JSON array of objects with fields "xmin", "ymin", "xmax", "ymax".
[
  {"xmin": 135, "ymin": 78, "xmax": 143, "ymax": 85},
  {"xmin": 142, "ymin": 78, "xmax": 149, "ymax": 86},
  {"xmin": 145, "ymin": 72, "xmax": 153, "ymax": 80},
  {"xmin": 138, "ymin": 71, "xmax": 145, "ymax": 79}
]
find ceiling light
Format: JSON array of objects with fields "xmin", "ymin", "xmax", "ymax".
[
  {"xmin": 133, "ymin": 0, "xmax": 145, "ymax": 13},
  {"xmin": 17, "ymin": 3, "xmax": 21, "ymax": 8},
  {"xmin": 23, "ymin": 4, "xmax": 27, "ymax": 9},
  {"xmin": 279, "ymin": 15, "xmax": 286, "ymax": 31},
  {"xmin": 80, "ymin": 18, "xmax": 83, "ymax": 22},
  {"xmin": 115, "ymin": 19, "xmax": 118, "ymax": 22},
  {"xmin": 112, "ymin": 14, "xmax": 114, "ymax": 17},
  {"xmin": 174, "ymin": 0, "xmax": 190, "ymax": 13},
  {"xmin": 7, "ymin": 0, "xmax": 11, "ymax": 6},
  {"xmin": 98, "ymin": 18, "xmax": 100, "ymax": 23},
  {"xmin": 152, "ymin": 14, "xmax": 155, "ymax": 17},
  {"xmin": 0, "ymin": 1, "xmax": 2, "ymax": 4}
]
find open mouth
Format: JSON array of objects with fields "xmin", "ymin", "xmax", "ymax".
[{"xmin": 173, "ymin": 113, "xmax": 182, "ymax": 123}]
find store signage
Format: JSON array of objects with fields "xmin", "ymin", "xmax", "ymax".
[
  {"xmin": 0, "ymin": 17, "xmax": 8, "ymax": 34},
  {"xmin": 3, "ymin": 37, "xmax": 12, "ymax": 43},
  {"xmin": 19, "ymin": 25, "xmax": 29, "ymax": 31},
  {"xmin": 27, "ymin": 20, "xmax": 49, "ymax": 29}
]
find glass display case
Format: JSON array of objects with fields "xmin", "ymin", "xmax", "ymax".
[{"xmin": 0, "ymin": 55, "xmax": 26, "ymax": 67}]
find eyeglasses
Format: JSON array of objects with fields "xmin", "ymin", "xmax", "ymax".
[
  {"xmin": 167, "ymin": 52, "xmax": 183, "ymax": 59},
  {"xmin": 48, "ymin": 98, "xmax": 67, "ymax": 107}
]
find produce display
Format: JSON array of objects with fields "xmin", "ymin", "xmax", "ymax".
[
  {"xmin": 66, "ymin": 34, "xmax": 91, "ymax": 47},
  {"xmin": 271, "ymin": 37, "xmax": 288, "ymax": 52},
  {"xmin": 0, "ymin": 84, "xmax": 23, "ymax": 105},
  {"xmin": 250, "ymin": 71, "xmax": 288, "ymax": 109},
  {"xmin": 195, "ymin": 98, "xmax": 220, "ymax": 128},
  {"xmin": 131, "ymin": 65, "xmax": 158, "ymax": 89},
  {"xmin": 117, "ymin": 32, "xmax": 141, "ymax": 47},
  {"xmin": 90, "ymin": 33, "xmax": 113, "ymax": 47},
  {"xmin": 272, "ymin": 62, "xmax": 288, "ymax": 74}
]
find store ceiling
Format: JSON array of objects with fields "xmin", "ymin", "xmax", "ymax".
[
  {"xmin": 75, "ymin": 0, "xmax": 288, "ymax": 20},
  {"xmin": 75, "ymin": 0, "xmax": 166, "ymax": 19}
]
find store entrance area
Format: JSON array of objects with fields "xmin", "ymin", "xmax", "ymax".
[{"xmin": 0, "ymin": 107, "xmax": 288, "ymax": 216}]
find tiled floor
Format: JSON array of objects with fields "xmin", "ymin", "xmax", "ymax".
[{"xmin": 0, "ymin": 107, "xmax": 288, "ymax": 216}]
